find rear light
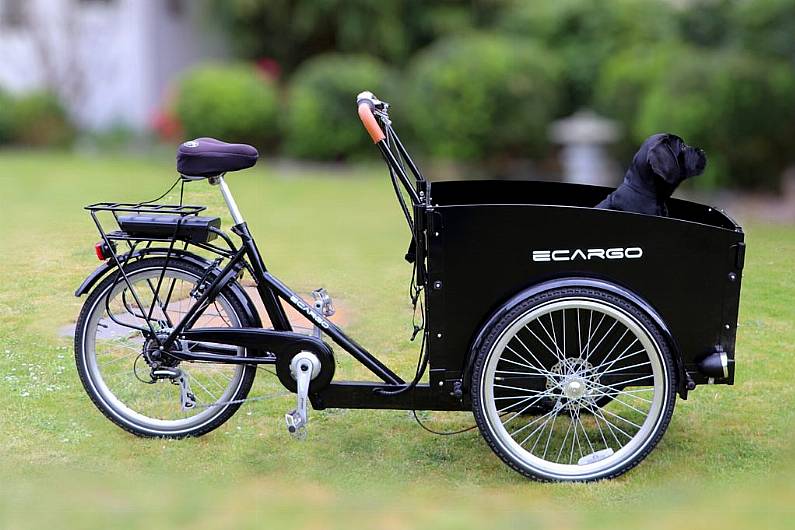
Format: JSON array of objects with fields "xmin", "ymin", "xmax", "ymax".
[{"xmin": 94, "ymin": 241, "xmax": 116, "ymax": 261}]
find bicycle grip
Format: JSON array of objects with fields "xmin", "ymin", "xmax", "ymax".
[{"xmin": 357, "ymin": 98, "xmax": 385, "ymax": 144}]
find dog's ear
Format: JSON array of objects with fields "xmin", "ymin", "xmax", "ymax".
[{"xmin": 647, "ymin": 138, "xmax": 680, "ymax": 184}]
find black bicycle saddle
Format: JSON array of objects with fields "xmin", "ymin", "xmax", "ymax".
[{"xmin": 177, "ymin": 137, "xmax": 259, "ymax": 178}]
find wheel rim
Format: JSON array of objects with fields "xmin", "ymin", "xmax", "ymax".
[
  {"xmin": 81, "ymin": 266, "xmax": 248, "ymax": 435},
  {"xmin": 480, "ymin": 297, "xmax": 668, "ymax": 480}
]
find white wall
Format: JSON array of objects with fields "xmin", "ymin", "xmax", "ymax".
[{"xmin": 0, "ymin": 0, "xmax": 227, "ymax": 131}]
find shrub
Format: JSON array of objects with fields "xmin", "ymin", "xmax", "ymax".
[
  {"xmin": 284, "ymin": 54, "xmax": 394, "ymax": 159},
  {"xmin": 0, "ymin": 88, "xmax": 14, "ymax": 144},
  {"xmin": 175, "ymin": 64, "xmax": 279, "ymax": 149},
  {"xmin": 594, "ymin": 46, "xmax": 681, "ymax": 158},
  {"xmin": 403, "ymin": 33, "xmax": 562, "ymax": 160},
  {"xmin": 598, "ymin": 47, "xmax": 795, "ymax": 190},
  {"xmin": 498, "ymin": 0, "xmax": 677, "ymax": 112},
  {"xmin": 10, "ymin": 92, "xmax": 74, "ymax": 147}
]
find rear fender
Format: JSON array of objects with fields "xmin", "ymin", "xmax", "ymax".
[{"xmin": 74, "ymin": 248, "xmax": 262, "ymax": 328}]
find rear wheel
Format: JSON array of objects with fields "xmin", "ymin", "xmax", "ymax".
[
  {"xmin": 471, "ymin": 287, "xmax": 676, "ymax": 482},
  {"xmin": 75, "ymin": 257, "xmax": 256, "ymax": 438}
]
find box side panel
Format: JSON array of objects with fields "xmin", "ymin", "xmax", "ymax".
[{"xmin": 425, "ymin": 204, "xmax": 744, "ymax": 388}]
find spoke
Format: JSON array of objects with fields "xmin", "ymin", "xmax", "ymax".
[
  {"xmin": 583, "ymin": 311, "xmax": 605, "ymax": 361},
  {"xmin": 495, "ymin": 366, "xmax": 552, "ymax": 378},
  {"xmin": 525, "ymin": 325, "xmax": 563, "ymax": 363},
  {"xmin": 190, "ymin": 376, "xmax": 219, "ymax": 403},
  {"xmin": 520, "ymin": 409, "xmax": 558, "ymax": 448},
  {"xmin": 591, "ymin": 404, "xmax": 610, "ymax": 449},
  {"xmin": 98, "ymin": 351, "xmax": 138, "ymax": 367},
  {"xmin": 529, "ymin": 408, "xmax": 556, "ymax": 453},
  {"xmin": 512, "ymin": 333, "xmax": 552, "ymax": 372},
  {"xmin": 191, "ymin": 369, "xmax": 229, "ymax": 394},
  {"xmin": 597, "ymin": 373, "xmax": 655, "ymax": 388},
  {"xmin": 494, "ymin": 383, "xmax": 554, "ymax": 395},
  {"xmin": 582, "ymin": 401, "xmax": 632, "ymax": 442},
  {"xmin": 541, "ymin": 406, "xmax": 560, "ymax": 459},
  {"xmin": 602, "ymin": 394, "xmax": 650, "ymax": 416},
  {"xmin": 508, "ymin": 407, "xmax": 556, "ymax": 437},
  {"xmin": 496, "ymin": 394, "xmax": 541, "ymax": 414},
  {"xmin": 587, "ymin": 318, "xmax": 619, "ymax": 360},
  {"xmin": 576, "ymin": 408, "xmax": 596, "ymax": 455},
  {"xmin": 571, "ymin": 411, "xmax": 582, "ymax": 463},
  {"xmin": 588, "ymin": 349, "xmax": 646, "ymax": 374},
  {"xmin": 591, "ymin": 327, "xmax": 631, "ymax": 369},
  {"xmin": 502, "ymin": 392, "xmax": 557, "ymax": 426},
  {"xmin": 503, "ymin": 345, "xmax": 550, "ymax": 375},
  {"xmin": 598, "ymin": 360, "xmax": 652, "ymax": 377},
  {"xmin": 588, "ymin": 384, "xmax": 654, "ymax": 404},
  {"xmin": 594, "ymin": 404, "xmax": 644, "ymax": 430},
  {"xmin": 540, "ymin": 312, "xmax": 564, "ymax": 360},
  {"xmin": 592, "ymin": 337, "xmax": 639, "ymax": 374},
  {"xmin": 555, "ymin": 417, "xmax": 574, "ymax": 462}
]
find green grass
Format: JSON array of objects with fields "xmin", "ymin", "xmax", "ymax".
[{"xmin": 0, "ymin": 150, "xmax": 793, "ymax": 529}]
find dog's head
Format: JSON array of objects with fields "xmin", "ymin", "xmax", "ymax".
[{"xmin": 642, "ymin": 133, "xmax": 707, "ymax": 186}]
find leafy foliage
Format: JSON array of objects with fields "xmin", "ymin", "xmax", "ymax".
[
  {"xmin": 498, "ymin": 0, "xmax": 678, "ymax": 112},
  {"xmin": 175, "ymin": 64, "xmax": 279, "ymax": 150},
  {"xmin": 403, "ymin": 33, "xmax": 562, "ymax": 160},
  {"xmin": 9, "ymin": 92, "xmax": 74, "ymax": 147},
  {"xmin": 599, "ymin": 47, "xmax": 795, "ymax": 189},
  {"xmin": 284, "ymin": 54, "xmax": 394, "ymax": 159},
  {"xmin": 206, "ymin": 0, "xmax": 505, "ymax": 73},
  {"xmin": 0, "ymin": 88, "xmax": 15, "ymax": 144}
]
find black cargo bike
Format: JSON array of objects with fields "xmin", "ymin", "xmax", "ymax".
[{"xmin": 74, "ymin": 92, "xmax": 745, "ymax": 482}]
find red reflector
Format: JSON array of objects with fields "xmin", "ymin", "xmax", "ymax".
[{"xmin": 95, "ymin": 242, "xmax": 106, "ymax": 261}]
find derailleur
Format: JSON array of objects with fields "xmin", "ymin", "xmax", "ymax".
[{"xmin": 151, "ymin": 366, "xmax": 197, "ymax": 411}]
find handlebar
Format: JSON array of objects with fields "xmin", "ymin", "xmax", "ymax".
[{"xmin": 356, "ymin": 91, "xmax": 386, "ymax": 143}]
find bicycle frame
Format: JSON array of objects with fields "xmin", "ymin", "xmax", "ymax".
[{"xmin": 82, "ymin": 116, "xmax": 469, "ymax": 411}]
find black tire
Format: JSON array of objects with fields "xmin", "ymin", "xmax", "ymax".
[
  {"xmin": 471, "ymin": 287, "xmax": 676, "ymax": 482},
  {"xmin": 75, "ymin": 257, "xmax": 256, "ymax": 438}
]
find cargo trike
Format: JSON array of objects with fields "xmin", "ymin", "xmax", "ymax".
[{"xmin": 74, "ymin": 92, "xmax": 744, "ymax": 481}]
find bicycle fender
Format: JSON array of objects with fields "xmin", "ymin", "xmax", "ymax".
[
  {"xmin": 462, "ymin": 276, "xmax": 687, "ymax": 399},
  {"xmin": 74, "ymin": 248, "xmax": 262, "ymax": 328}
]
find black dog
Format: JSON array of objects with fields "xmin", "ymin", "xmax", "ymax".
[{"xmin": 596, "ymin": 133, "xmax": 706, "ymax": 216}]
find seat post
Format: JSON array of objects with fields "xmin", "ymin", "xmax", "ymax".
[{"xmin": 210, "ymin": 175, "xmax": 245, "ymax": 226}]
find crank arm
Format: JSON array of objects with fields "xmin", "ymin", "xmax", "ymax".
[{"xmin": 284, "ymin": 352, "xmax": 320, "ymax": 440}]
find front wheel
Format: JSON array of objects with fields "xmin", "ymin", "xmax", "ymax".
[
  {"xmin": 471, "ymin": 287, "xmax": 676, "ymax": 482},
  {"xmin": 75, "ymin": 257, "xmax": 256, "ymax": 438}
]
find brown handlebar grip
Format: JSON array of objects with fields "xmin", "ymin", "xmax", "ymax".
[{"xmin": 358, "ymin": 103, "xmax": 386, "ymax": 143}]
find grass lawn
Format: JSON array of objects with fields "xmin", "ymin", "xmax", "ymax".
[{"xmin": 0, "ymin": 150, "xmax": 793, "ymax": 529}]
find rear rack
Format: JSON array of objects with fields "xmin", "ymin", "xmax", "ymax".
[
  {"xmin": 85, "ymin": 202, "xmax": 206, "ymax": 216},
  {"xmin": 86, "ymin": 199, "xmax": 238, "ymax": 259}
]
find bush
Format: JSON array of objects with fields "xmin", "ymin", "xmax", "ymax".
[
  {"xmin": 598, "ymin": 47, "xmax": 795, "ymax": 190},
  {"xmin": 175, "ymin": 64, "xmax": 279, "ymax": 149},
  {"xmin": 498, "ymin": 0, "xmax": 677, "ymax": 112},
  {"xmin": 403, "ymin": 33, "xmax": 562, "ymax": 160},
  {"xmin": 284, "ymin": 54, "xmax": 394, "ymax": 159},
  {"xmin": 10, "ymin": 92, "xmax": 74, "ymax": 147},
  {"xmin": 594, "ymin": 46, "xmax": 681, "ymax": 158},
  {"xmin": 0, "ymin": 88, "xmax": 14, "ymax": 144}
]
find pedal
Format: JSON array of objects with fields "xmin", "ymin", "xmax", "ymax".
[
  {"xmin": 283, "ymin": 351, "xmax": 320, "ymax": 439},
  {"xmin": 173, "ymin": 369, "xmax": 197, "ymax": 411},
  {"xmin": 284, "ymin": 410, "xmax": 307, "ymax": 440},
  {"xmin": 312, "ymin": 288, "xmax": 335, "ymax": 338}
]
